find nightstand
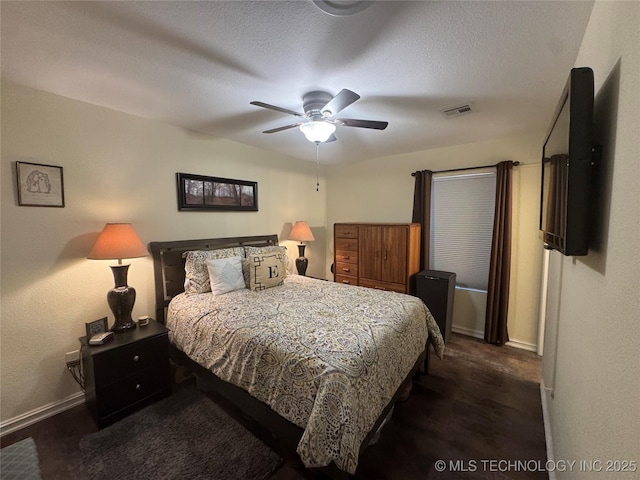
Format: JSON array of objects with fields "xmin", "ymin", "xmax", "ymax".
[{"xmin": 81, "ymin": 320, "xmax": 171, "ymax": 429}]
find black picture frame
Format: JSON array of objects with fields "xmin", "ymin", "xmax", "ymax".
[
  {"xmin": 85, "ymin": 317, "xmax": 108, "ymax": 338},
  {"xmin": 16, "ymin": 161, "xmax": 65, "ymax": 207},
  {"xmin": 176, "ymin": 173, "xmax": 258, "ymax": 212}
]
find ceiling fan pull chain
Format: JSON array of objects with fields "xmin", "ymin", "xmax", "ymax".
[{"xmin": 316, "ymin": 143, "xmax": 320, "ymax": 192}]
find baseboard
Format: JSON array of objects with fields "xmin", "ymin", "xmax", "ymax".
[
  {"xmin": 452, "ymin": 325, "xmax": 538, "ymax": 352},
  {"xmin": 0, "ymin": 392, "xmax": 85, "ymax": 437},
  {"xmin": 540, "ymin": 382, "xmax": 556, "ymax": 480},
  {"xmin": 505, "ymin": 339, "xmax": 538, "ymax": 352},
  {"xmin": 451, "ymin": 325, "xmax": 484, "ymax": 339}
]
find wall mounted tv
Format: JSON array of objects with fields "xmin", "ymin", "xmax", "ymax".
[{"xmin": 540, "ymin": 67, "xmax": 595, "ymax": 256}]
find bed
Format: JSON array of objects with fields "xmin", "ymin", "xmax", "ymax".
[{"xmin": 150, "ymin": 234, "xmax": 444, "ymax": 478}]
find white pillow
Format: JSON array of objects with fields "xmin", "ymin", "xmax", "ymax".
[
  {"xmin": 205, "ymin": 256, "xmax": 246, "ymax": 295},
  {"xmin": 183, "ymin": 247, "xmax": 245, "ymax": 294}
]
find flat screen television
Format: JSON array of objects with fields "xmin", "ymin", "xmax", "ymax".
[{"xmin": 540, "ymin": 67, "xmax": 595, "ymax": 256}]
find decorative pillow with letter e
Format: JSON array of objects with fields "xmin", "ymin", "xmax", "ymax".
[
  {"xmin": 249, "ymin": 253, "xmax": 286, "ymax": 291},
  {"xmin": 245, "ymin": 245, "xmax": 291, "ymax": 274}
]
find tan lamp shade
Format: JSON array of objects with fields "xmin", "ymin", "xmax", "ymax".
[
  {"xmin": 289, "ymin": 221, "xmax": 315, "ymax": 242},
  {"xmin": 87, "ymin": 223, "xmax": 148, "ymax": 262}
]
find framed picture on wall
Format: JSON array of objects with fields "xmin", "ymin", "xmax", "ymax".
[
  {"xmin": 176, "ymin": 173, "xmax": 258, "ymax": 212},
  {"xmin": 16, "ymin": 161, "xmax": 65, "ymax": 207}
]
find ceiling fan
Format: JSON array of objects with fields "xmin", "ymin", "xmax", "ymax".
[{"xmin": 250, "ymin": 89, "xmax": 388, "ymax": 143}]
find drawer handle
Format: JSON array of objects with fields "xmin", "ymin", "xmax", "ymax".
[
  {"xmin": 342, "ymin": 268, "xmax": 350, "ymax": 272},
  {"xmin": 135, "ymin": 384, "xmax": 141, "ymax": 391},
  {"xmin": 133, "ymin": 355, "xmax": 140, "ymax": 362},
  {"xmin": 342, "ymin": 280, "xmax": 351, "ymax": 284},
  {"xmin": 342, "ymin": 255, "xmax": 350, "ymax": 260}
]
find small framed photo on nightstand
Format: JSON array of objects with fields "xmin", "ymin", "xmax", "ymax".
[{"xmin": 85, "ymin": 317, "xmax": 108, "ymax": 338}]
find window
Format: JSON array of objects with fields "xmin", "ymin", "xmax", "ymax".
[{"xmin": 429, "ymin": 173, "xmax": 496, "ymax": 291}]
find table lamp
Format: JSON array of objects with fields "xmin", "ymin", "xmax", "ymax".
[
  {"xmin": 87, "ymin": 223, "xmax": 148, "ymax": 332},
  {"xmin": 289, "ymin": 221, "xmax": 315, "ymax": 276}
]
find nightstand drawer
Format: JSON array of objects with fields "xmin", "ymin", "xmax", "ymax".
[
  {"xmin": 93, "ymin": 335, "xmax": 168, "ymax": 385},
  {"xmin": 95, "ymin": 365, "xmax": 170, "ymax": 418}
]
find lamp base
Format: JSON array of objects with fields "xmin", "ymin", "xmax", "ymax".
[
  {"xmin": 108, "ymin": 265, "xmax": 137, "ymax": 333},
  {"xmin": 296, "ymin": 244, "xmax": 308, "ymax": 276}
]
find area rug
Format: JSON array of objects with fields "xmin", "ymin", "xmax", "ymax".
[
  {"xmin": 0, "ymin": 437, "xmax": 42, "ymax": 480},
  {"xmin": 79, "ymin": 386, "xmax": 282, "ymax": 480}
]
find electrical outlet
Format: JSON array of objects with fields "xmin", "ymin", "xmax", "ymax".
[{"xmin": 65, "ymin": 350, "xmax": 80, "ymax": 364}]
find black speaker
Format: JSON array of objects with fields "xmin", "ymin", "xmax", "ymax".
[{"xmin": 416, "ymin": 270, "xmax": 456, "ymax": 343}]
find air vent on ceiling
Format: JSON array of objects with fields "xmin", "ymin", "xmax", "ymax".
[{"xmin": 440, "ymin": 103, "xmax": 475, "ymax": 119}]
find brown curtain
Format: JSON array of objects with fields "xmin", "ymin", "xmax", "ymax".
[
  {"xmin": 484, "ymin": 161, "xmax": 514, "ymax": 345},
  {"xmin": 412, "ymin": 170, "xmax": 433, "ymax": 271}
]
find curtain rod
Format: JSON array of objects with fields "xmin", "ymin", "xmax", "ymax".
[{"xmin": 411, "ymin": 161, "xmax": 520, "ymax": 176}]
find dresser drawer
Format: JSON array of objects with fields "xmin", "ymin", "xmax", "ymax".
[
  {"xmin": 335, "ymin": 238, "xmax": 358, "ymax": 251},
  {"xmin": 359, "ymin": 278, "xmax": 407, "ymax": 293},
  {"xmin": 95, "ymin": 365, "xmax": 170, "ymax": 418},
  {"xmin": 335, "ymin": 262, "xmax": 358, "ymax": 276},
  {"xmin": 335, "ymin": 224, "xmax": 358, "ymax": 239},
  {"xmin": 93, "ymin": 335, "xmax": 169, "ymax": 386},
  {"xmin": 335, "ymin": 274, "xmax": 358, "ymax": 286},
  {"xmin": 335, "ymin": 250, "xmax": 358, "ymax": 264}
]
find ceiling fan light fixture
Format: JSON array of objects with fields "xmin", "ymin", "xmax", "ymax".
[
  {"xmin": 312, "ymin": 1, "xmax": 374, "ymax": 17},
  {"xmin": 299, "ymin": 121, "xmax": 336, "ymax": 143}
]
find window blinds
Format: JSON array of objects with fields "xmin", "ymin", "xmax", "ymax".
[{"xmin": 429, "ymin": 172, "xmax": 496, "ymax": 291}]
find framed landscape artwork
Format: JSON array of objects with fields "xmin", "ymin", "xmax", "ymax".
[{"xmin": 176, "ymin": 173, "xmax": 258, "ymax": 212}]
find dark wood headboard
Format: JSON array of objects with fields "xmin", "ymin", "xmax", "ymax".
[{"xmin": 149, "ymin": 234, "xmax": 279, "ymax": 324}]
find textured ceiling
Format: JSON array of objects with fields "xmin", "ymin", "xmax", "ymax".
[{"xmin": 1, "ymin": 1, "xmax": 594, "ymax": 165}]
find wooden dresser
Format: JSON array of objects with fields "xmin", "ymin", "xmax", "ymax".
[
  {"xmin": 333, "ymin": 223, "xmax": 421, "ymax": 294},
  {"xmin": 334, "ymin": 223, "xmax": 360, "ymax": 286}
]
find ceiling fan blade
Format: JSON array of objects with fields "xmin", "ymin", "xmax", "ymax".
[
  {"xmin": 250, "ymin": 101, "xmax": 304, "ymax": 118},
  {"xmin": 325, "ymin": 134, "xmax": 337, "ymax": 143},
  {"xmin": 321, "ymin": 89, "xmax": 360, "ymax": 116},
  {"xmin": 336, "ymin": 118, "xmax": 388, "ymax": 130},
  {"xmin": 263, "ymin": 123, "xmax": 302, "ymax": 134}
]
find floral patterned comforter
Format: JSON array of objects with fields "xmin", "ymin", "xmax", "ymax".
[{"xmin": 167, "ymin": 275, "xmax": 444, "ymax": 474}]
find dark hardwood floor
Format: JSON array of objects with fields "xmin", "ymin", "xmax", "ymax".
[{"xmin": 1, "ymin": 333, "xmax": 547, "ymax": 479}]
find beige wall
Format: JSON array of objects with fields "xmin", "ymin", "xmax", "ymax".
[
  {"xmin": 326, "ymin": 132, "xmax": 545, "ymax": 349},
  {"xmin": 0, "ymin": 81, "xmax": 327, "ymax": 425},
  {"xmin": 542, "ymin": 2, "xmax": 640, "ymax": 477}
]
